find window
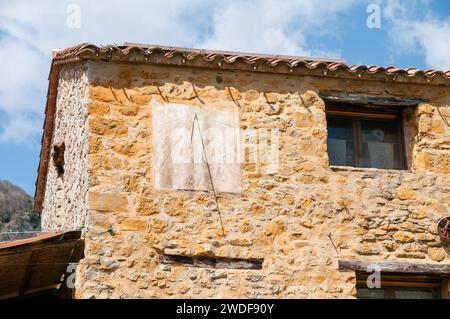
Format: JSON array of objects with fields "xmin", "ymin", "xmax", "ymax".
[
  {"xmin": 357, "ymin": 286, "xmax": 440, "ymax": 299},
  {"xmin": 326, "ymin": 103, "xmax": 406, "ymax": 170},
  {"xmin": 356, "ymin": 272, "xmax": 443, "ymax": 299}
]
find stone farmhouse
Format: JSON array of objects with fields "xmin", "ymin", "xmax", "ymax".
[{"xmin": 34, "ymin": 43, "xmax": 450, "ymax": 298}]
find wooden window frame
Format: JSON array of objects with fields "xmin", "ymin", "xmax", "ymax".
[
  {"xmin": 356, "ymin": 285, "xmax": 441, "ymax": 299},
  {"xmin": 326, "ymin": 103, "xmax": 407, "ymax": 170},
  {"xmin": 356, "ymin": 272, "xmax": 444, "ymax": 299}
]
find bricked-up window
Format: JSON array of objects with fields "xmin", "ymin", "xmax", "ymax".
[{"xmin": 326, "ymin": 103, "xmax": 406, "ymax": 170}]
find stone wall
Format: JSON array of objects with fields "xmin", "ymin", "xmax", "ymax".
[
  {"xmin": 72, "ymin": 60, "xmax": 449, "ymax": 298},
  {"xmin": 41, "ymin": 63, "xmax": 90, "ymax": 231}
]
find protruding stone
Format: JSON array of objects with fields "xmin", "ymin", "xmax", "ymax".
[
  {"xmin": 428, "ymin": 247, "xmax": 446, "ymax": 262},
  {"xmin": 393, "ymin": 231, "xmax": 415, "ymax": 243},
  {"xmin": 89, "ymin": 192, "xmax": 128, "ymax": 212},
  {"xmin": 301, "ymin": 91, "xmax": 324, "ymax": 110},
  {"xmin": 294, "ymin": 112, "xmax": 314, "ymax": 128},
  {"xmin": 89, "ymin": 117, "xmax": 128, "ymax": 137},
  {"xmin": 417, "ymin": 104, "xmax": 434, "ymax": 115},
  {"xmin": 395, "ymin": 186, "xmax": 416, "ymax": 200},
  {"xmin": 88, "ymin": 102, "xmax": 110, "ymax": 116},
  {"xmin": 416, "ymin": 233, "xmax": 436, "ymax": 241}
]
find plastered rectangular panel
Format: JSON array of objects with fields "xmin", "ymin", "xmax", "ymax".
[{"xmin": 152, "ymin": 101, "xmax": 242, "ymax": 193}]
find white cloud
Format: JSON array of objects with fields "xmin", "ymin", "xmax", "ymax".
[
  {"xmin": 0, "ymin": 0, "xmax": 360, "ymax": 142},
  {"xmin": 410, "ymin": 21, "xmax": 450, "ymax": 70},
  {"xmin": 0, "ymin": 0, "xmax": 214, "ymax": 142},
  {"xmin": 383, "ymin": 0, "xmax": 450, "ymax": 70},
  {"xmin": 0, "ymin": 36, "xmax": 49, "ymax": 143},
  {"xmin": 200, "ymin": 0, "xmax": 358, "ymax": 57}
]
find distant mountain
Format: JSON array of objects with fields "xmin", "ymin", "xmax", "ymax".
[{"xmin": 0, "ymin": 180, "xmax": 40, "ymax": 237}]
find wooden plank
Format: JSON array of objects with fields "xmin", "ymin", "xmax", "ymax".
[
  {"xmin": 0, "ymin": 232, "xmax": 63, "ymax": 248},
  {"xmin": 19, "ymin": 250, "xmax": 39, "ymax": 296},
  {"xmin": 326, "ymin": 110, "xmax": 398, "ymax": 119},
  {"xmin": 0, "ymin": 230, "xmax": 82, "ymax": 257},
  {"xmin": 0, "ymin": 254, "xmax": 29, "ymax": 297},
  {"xmin": 161, "ymin": 254, "xmax": 263, "ymax": 270},
  {"xmin": 25, "ymin": 242, "xmax": 79, "ymax": 292},
  {"xmin": 0, "ymin": 230, "xmax": 84, "ymax": 299},
  {"xmin": 320, "ymin": 92, "xmax": 427, "ymax": 106},
  {"xmin": 0, "ymin": 230, "xmax": 81, "ymax": 251},
  {"xmin": 356, "ymin": 279, "xmax": 441, "ymax": 288},
  {"xmin": 339, "ymin": 259, "xmax": 450, "ymax": 275}
]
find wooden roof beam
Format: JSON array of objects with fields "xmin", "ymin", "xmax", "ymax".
[{"xmin": 339, "ymin": 259, "xmax": 450, "ymax": 275}]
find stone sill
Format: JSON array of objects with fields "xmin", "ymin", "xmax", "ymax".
[{"xmin": 330, "ymin": 165, "xmax": 411, "ymax": 174}]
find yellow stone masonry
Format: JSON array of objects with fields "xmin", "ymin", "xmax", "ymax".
[{"xmin": 41, "ymin": 60, "xmax": 450, "ymax": 299}]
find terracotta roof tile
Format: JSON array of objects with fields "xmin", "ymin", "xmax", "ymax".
[{"xmin": 52, "ymin": 43, "xmax": 450, "ymax": 83}]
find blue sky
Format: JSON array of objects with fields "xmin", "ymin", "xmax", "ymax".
[{"xmin": 0, "ymin": 0, "xmax": 449, "ymax": 196}]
